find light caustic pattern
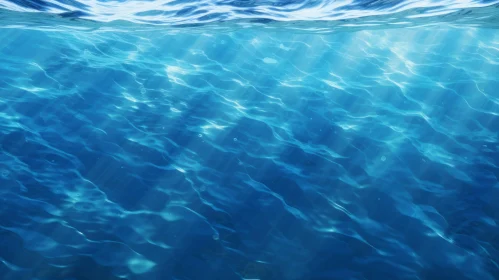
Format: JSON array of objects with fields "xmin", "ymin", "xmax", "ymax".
[{"xmin": 0, "ymin": 26, "xmax": 499, "ymax": 280}]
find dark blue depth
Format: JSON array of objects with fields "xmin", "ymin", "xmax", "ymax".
[{"xmin": 0, "ymin": 26, "xmax": 498, "ymax": 280}]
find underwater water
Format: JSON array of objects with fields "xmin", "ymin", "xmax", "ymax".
[{"xmin": 1, "ymin": 1, "xmax": 499, "ymax": 280}]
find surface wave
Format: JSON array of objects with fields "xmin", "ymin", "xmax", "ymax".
[{"xmin": 1, "ymin": 0, "xmax": 499, "ymax": 31}]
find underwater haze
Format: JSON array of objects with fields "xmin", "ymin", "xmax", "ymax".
[{"xmin": 1, "ymin": 1, "xmax": 499, "ymax": 280}]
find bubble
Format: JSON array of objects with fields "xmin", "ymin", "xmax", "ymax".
[
  {"xmin": 221, "ymin": 40, "xmax": 226, "ymax": 44},
  {"xmin": 198, "ymin": 134, "xmax": 203, "ymax": 138},
  {"xmin": 140, "ymin": 88, "xmax": 146, "ymax": 94},
  {"xmin": 233, "ymin": 138, "xmax": 237, "ymax": 142},
  {"xmin": 381, "ymin": 156, "xmax": 386, "ymax": 162},
  {"xmin": 212, "ymin": 234, "xmax": 220, "ymax": 241},
  {"xmin": 1, "ymin": 169, "xmax": 9, "ymax": 178}
]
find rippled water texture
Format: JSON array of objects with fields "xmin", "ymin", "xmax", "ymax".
[
  {"xmin": 1, "ymin": 2, "xmax": 499, "ymax": 280},
  {"xmin": 1, "ymin": 0, "xmax": 499, "ymax": 31}
]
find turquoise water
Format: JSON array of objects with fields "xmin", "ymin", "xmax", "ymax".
[{"xmin": 1, "ymin": 1, "xmax": 499, "ymax": 280}]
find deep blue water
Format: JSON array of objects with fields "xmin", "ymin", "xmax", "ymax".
[{"xmin": 1, "ymin": 1, "xmax": 499, "ymax": 280}]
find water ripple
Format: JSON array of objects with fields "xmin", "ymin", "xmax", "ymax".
[
  {"xmin": 0, "ymin": 24, "xmax": 498, "ymax": 280},
  {"xmin": 1, "ymin": 0, "xmax": 499, "ymax": 31}
]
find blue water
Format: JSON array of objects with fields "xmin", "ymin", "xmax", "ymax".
[{"xmin": 1, "ymin": 1, "xmax": 499, "ymax": 280}]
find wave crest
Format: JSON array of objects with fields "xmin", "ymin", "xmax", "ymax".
[{"xmin": 1, "ymin": 0, "xmax": 499, "ymax": 31}]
